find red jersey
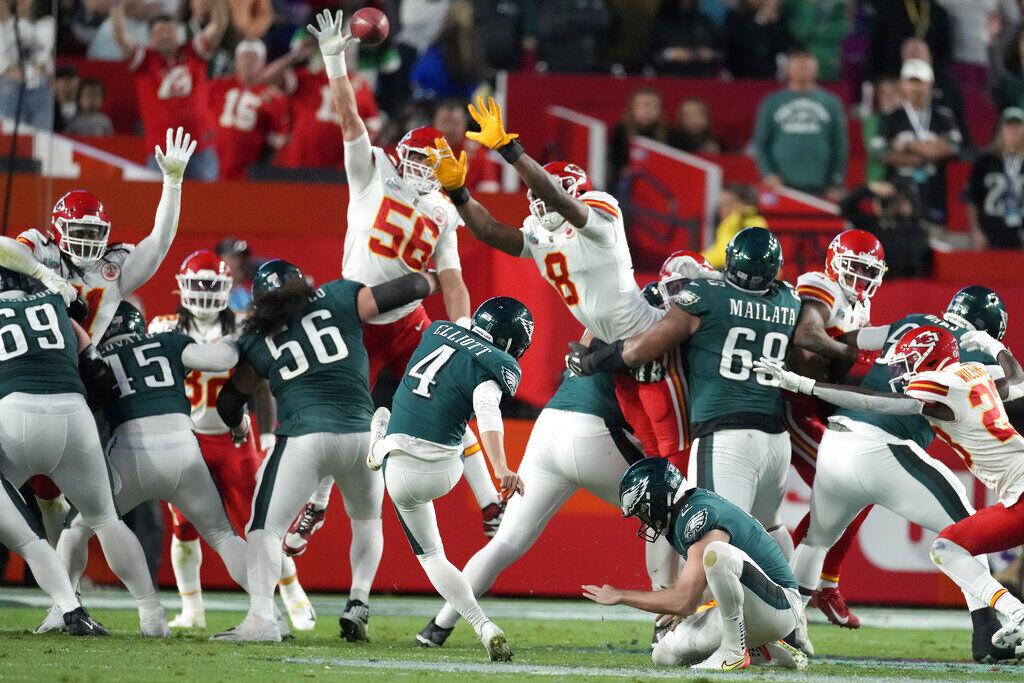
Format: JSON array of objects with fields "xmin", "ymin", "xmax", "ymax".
[
  {"xmin": 207, "ymin": 76, "xmax": 289, "ymax": 180},
  {"xmin": 278, "ymin": 68, "xmax": 380, "ymax": 169},
  {"xmin": 128, "ymin": 35, "xmax": 212, "ymax": 150}
]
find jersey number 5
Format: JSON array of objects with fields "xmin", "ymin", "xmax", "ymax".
[
  {"xmin": 368, "ymin": 197, "xmax": 440, "ymax": 271},
  {"xmin": 543, "ymin": 252, "xmax": 579, "ymax": 306}
]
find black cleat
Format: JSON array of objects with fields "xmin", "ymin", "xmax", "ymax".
[
  {"xmin": 64, "ymin": 607, "xmax": 110, "ymax": 637},
  {"xmin": 339, "ymin": 599, "xmax": 369, "ymax": 642},
  {"xmin": 972, "ymin": 607, "xmax": 1019, "ymax": 663},
  {"xmin": 416, "ymin": 618, "xmax": 454, "ymax": 648}
]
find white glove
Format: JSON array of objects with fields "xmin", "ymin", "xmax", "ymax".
[
  {"xmin": 36, "ymin": 270, "xmax": 77, "ymax": 306},
  {"xmin": 959, "ymin": 330, "xmax": 1006, "ymax": 358},
  {"xmin": 154, "ymin": 127, "xmax": 197, "ymax": 186},
  {"xmin": 752, "ymin": 357, "xmax": 815, "ymax": 394},
  {"xmin": 230, "ymin": 413, "xmax": 251, "ymax": 446},
  {"xmin": 307, "ymin": 9, "xmax": 350, "ymax": 78}
]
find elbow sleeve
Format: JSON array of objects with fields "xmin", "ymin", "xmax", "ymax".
[
  {"xmin": 370, "ymin": 273, "xmax": 431, "ymax": 314},
  {"xmin": 216, "ymin": 379, "xmax": 251, "ymax": 428},
  {"xmin": 473, "ymin": 381, "xmax": 504, "ymax": 434}
]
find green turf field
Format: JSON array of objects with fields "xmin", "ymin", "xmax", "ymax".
[{"xmin": 0, "ymin": 588, "xmax": 1022, "ymax": 681}]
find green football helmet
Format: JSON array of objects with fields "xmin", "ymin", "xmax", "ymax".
[
  {"xmin": 104, "ymin": 301, "xmax": 146, "ymax": 340},
  {"xmin": 619, "ymin": 457, "xmax": 686, "ymax": 543},
  {"xmin": 471, "ymin": 296, "xmax": 534, "ymax": 359},
  {"xmin": 251, "ymin": 260, "xmax": 304, "ymax": 301},
  {"xmin": 944, "ymin": 286, "xmax": 1007, "ymax": 341},
  {"xmin": 723, "ymin": 226, "xmax": 783, "ymax": 292}
]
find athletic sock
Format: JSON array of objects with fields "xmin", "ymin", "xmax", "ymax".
[
  {"xmin": 210, "ymin": 535, "xmax": 249, "ymax": 592},
  {"xmin": 791, "ymin": 543, "xmax": 827, "ymax": 608},
  {"xmin": 170, "ymin": 537, "xmax": 204, "ymax": 614},
  {"xmin": 348, "ymin": 518, "xmax": 383, "ymax": 604},
  {"xmin": 818, "ymin": 576, "xmax": 839, "ymax": 590},
  {"xmin": 246, "ymin": 529, "xmax": 283, "ymax": 621},
  {"xmin": 435, "ymin": 537, "xmax": 521, "ymax": 630},
  {"xmin": 278, "ymin": 569, "xmax": 311, "ymax": 612},
  {"xmin": 22, "ymin": 538, "xmax": 80, "ymax": 614},
  {"xmin": 94, "ymin": 521, "xmax": 161, "ymax": 611},
  {"xmin": 702, "ymin": 542, "xmax": 746, "ymax": 653},
  {"xmin": 54, "ymin": 519, "xmax": 92, "ymax": 593},
  {"xmin": 309, "ymin": 478, "xmax": 333, "ymax": 509},
  {"xmin": 418, "ymin": 551, "xmax": 488, "ymax": 634},
  {"xmin": 462, "ymin": 445, "xmax": 500, "ymax": 508},
  {"xmin": 931, "ymin": 538, "xmax": 1019, "ymax": 617}
]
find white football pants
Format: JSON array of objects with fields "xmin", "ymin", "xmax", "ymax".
[
  {"xmin": 56, "ymin": 424, "xmax": 248, "ymax": 592},
  {"xmin": 433, "ymin": 409, "xmax": 639, "ymax": 629},
  {"xmin": 245, "ymin": 431, "xmax": 382, "ymax": 620},
  {"xmin": 0, "ymin": 392, "xmax": 159, "ymax": 609}
]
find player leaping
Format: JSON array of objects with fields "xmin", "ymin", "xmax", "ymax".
[{"xmin": 286, "ymin": 10, "xmax": 505, "ymax": 556}]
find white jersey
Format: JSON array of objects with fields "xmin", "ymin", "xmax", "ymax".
[
  {"xmin": 795, "ymin": 270, "xmax": 871, "ymax": 336},
  {"xmin": 519, "ymin": 191, "xmax": 662, "ymax": 342},
  {"xmin": 148, "ymin": 313, "xmax": 238, "ymax": 435},
  {"xmin": 905, "ymin": 362, "xmax": 1024, "ymax": 506},
  {"xmin": 17, "ymin": 229, "xmax": 137, "ymax": 342},
  {"xmin": 342, "ymin": 145, "xmax": 462, "ymax": 325}
]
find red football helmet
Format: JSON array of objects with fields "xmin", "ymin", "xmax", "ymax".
[
  {"xmin": 825, "ymin": 229, "xmax": 886, "ymax": 302},
  {"xmin": 397, "ymin": 126, "xmax": 444, "ymax": 194},
  {"xmin": 528, "ymin": 161, "xmax": 592, "ymax": 231},
  {"xmin": 888, "ymin": 325, "xmax": 959, "ymax": 391},
  {"xmin": 657, "ymin": 250, "xmax": 715, "ymax": 305},
  {"xmin": 51, "ymin": 190, "xmax": 110, "ymax": 264},
  {"xmin": 175, "ymin": 250, "xmax": 232, "ymax": 316}
]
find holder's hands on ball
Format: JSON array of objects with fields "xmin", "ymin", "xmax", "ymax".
[
  {"xmin": 426, "ymin": 137, "xmax": 467, "ymax": 191},
  {"xmin": 155, "ymin": 126, "xmax": 196, "ymax": 185},
  {"xmin": 466, "ymin": 96, "xmax": 518, "ymax": 150}
]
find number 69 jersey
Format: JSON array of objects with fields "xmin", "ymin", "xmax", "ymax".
[
  {"xmin": 237, "ymin": 278, "xmax": 374, "ymax": 437},
  {"xmin": 905, "ymin": 362, "xmax": 1024, "ymax": 506},
  {"xmin": 0, "ymin": 291, "xmax": 85, "ymax": 400}
]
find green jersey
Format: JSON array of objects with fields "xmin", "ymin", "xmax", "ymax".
[
  {"xmin": 835, "ymin": 313, "xmax": 996, "ymax": 449},
  {"xmin": 388, "ymin": 321, "xmax": 521, "ymax": 447},
  {"xmin": 671, "ymin": 488, "xmax": 797, "ymax": 593},
  {"xmin": 0, "ymin": 291, "xmax": 84, "ymax": 399},
  {"xmin": 101, "ymin": 331, "xmax": 194, "ymax": 430},
  {"xmin": 545, "ymin": 370, "xmax": 626, "ymax": 428},
  {"xmin": 675, "ymin": 278, "xmax": 801, "ymax": 437},
  {"xmin": 237, "ymin": 279, "xmax": 372, "ymax": 436}
]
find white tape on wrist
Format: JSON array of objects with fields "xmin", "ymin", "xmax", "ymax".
[{"xmin": 323, "ymin": 53, "xmax": 346, "ymax": 80}]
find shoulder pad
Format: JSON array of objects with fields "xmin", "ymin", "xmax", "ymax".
[
  {"xmin": 905, "ymin": 371, "xmax": 953, "ymax": 401},
  {"xmin": 796, "ymin": 272, "xmax": 841, "ymax": 308},
  {"xmin": 580, "ymin": 191, "xmax": 620, "ymax": 220}
]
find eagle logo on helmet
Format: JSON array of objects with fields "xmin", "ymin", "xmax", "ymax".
[{"xmin": 620, "ymin": 479, "xmax": 649, "ymax": 519}]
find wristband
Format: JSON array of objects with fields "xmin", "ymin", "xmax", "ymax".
[
  {"xmin": 588, "ymin": 339, "xmax": 628, "ymax": 374},
  {"xmin": 445, "ymin": 185, "xmax": 471, "ymax": 206},
  {"xmin": 323, "ymin": 53, "xmax": 346, "ymax": 80},
  {"xmin": 496, "ymin": 139, "xmax": 525, "ymax": 164}
]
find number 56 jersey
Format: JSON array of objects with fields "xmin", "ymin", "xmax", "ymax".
[{"xmin": 237, "ymin": 278, "xmax": 373, "ymax": 437}]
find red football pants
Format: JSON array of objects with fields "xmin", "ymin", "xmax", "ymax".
[
  {"xmin": 938, "ymin": 496, "xmax": 1024, "ymax": 555},
  {"xmin": 364, "ymin": 305, "xmax": 431, "ymax": 388},
  {"xmin": 613, "ymin": 349, "xmax": 690, "ymax": 472}
]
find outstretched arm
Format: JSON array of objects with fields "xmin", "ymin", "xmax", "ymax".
[
  {"xmin": 216, "ymin": 360, "xmax": 263, "ymax": 442},
  {"xmin": 111, "ymin": 0, "xmax": 137, "ymax": 60},
  {"xmin": 793, "ymin": 299, "xmax": 858, "ymax": 364},
  {"xmin": 567, "ymin": 307, "xmax": 699, "ymax": 377},
  {"xmin": 355, "ymin": 271, "xmax": 441, "ymax": 322},
  {"xmin": 438, "ymin": 269, "xmax": 471, "ymax": 323},
  {"xmin": 200, "ymin": 0, "xmax": 229, "ymax": 51},
  {"xmin": 959, "ymin": 330, "xmax": 1024, "ymax": 399}
]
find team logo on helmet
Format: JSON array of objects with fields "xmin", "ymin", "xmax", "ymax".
[
  {"xmin": 683, "ymin": 508, "xmax": 709, "ymax": 542},
  {"xmin": 101, "ymin": 262, "xmax": 120, "ymax": 281},
  {"xmin": 620, "ymin": 479, "xmax": 649, "ymax": 518}
]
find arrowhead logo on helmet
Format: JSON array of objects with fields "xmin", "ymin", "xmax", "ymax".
[{"xmin": 887, "ymin": 325, "xmax": 959, "ymax": 391}]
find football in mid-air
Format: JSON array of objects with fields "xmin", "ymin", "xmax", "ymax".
[{"xmin": 350, "ymin": 7, "xmax": 389, "ymax": 46}]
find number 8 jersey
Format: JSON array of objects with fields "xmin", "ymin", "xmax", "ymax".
[{"xmin": 237, "ymin": 278, "xmax": 373, "ymax": 436}]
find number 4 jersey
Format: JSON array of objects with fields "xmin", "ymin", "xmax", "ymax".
[
  {"xmin": 237, "ymin": 278, "xmax": 373, "ymax": 436},
  {"xmin": 905, "ymin": 362, "xmax": 1024, "ymax": 505},
  {"xmin": 0, "ymin": 291, "xmax": 84, "ymax": 399}
]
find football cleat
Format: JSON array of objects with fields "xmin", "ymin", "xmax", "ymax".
[
  {"xmin": 279, "ymin": 576, "xmax": 316, "ymax": 631},
  {"xmin": 481, "ymin": 500, "xmax": 505, "ymax": 538},
  {"xmin": 64, "ymin": 607, "xmax": 110, "ymax": 637},
  {"xmin": 791, "ymin": 611, "xmax": 814, "ymax": 656},
  {"xmin": 691, "ymin": 646, "xmax": 750, "ymax": 671},
  {"xmin": 283, "ymin": 503, "xmax": 327, "ymax": 557},
  {"xmin": 169, "ymin": 611, "xmax": 206, "ymax": 629},
  {"xmin": 366, "ymin": 407, "xmax": 390, "ymax": 471},
  {"xmin": 35, "ymin": 605, "xmax": 66, "ymax": 634},
  {"xmin": 211, "ymin": 614, "xmax": 282, "ymax": 642},
  {"xmin": 416, "ymin": 618, "xmax": 454, "ymax": 648},
  {"xmin": 749, "ymin": 640, "xmax": 808, "ymax": 670},
  {"xmin": 992, "ymin": 613, "xmax": 1024, "ymax": 651},
  {"xmin": 811, "ymin": 587, "xmax": 860, "ymax": 629},
  {"xmin": 139, "ymin": 604, "xmax": 170, "ymax": 638},
  {"xmin": 974, "ymin": 607, "xmax": 1018, "ymax": 662},
  {"xmin": 339, "ymin": 599, "xmax": 370, "ymax": 642},
  {"xmin": 480, "ymin": 621, "xmax": 512, "ymax": 662}
]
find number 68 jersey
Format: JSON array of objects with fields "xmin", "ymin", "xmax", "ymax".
[{"xmin": 906, "ymin": 362, "xmax": 1024, "ymax": 505}]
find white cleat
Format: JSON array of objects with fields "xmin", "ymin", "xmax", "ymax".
[
  {"xmin": 793, "ymin": 611, "xmax": 814, "ymax": 656},
  {"xmin": 286, "ymin": 603, "xmax": 316, "ymax": 631},
  {"xmin": 210, "ymin": 614, "xmax": 282, "ymax": 642},
  {"xmin": 279, "ymin": 577, "xmax": 315, "ymax": 631},
  {"xmin": 275, "ymin": 606, "xmax": 292, "ymax": 639},
  {"xmin": 366, "ymin": 407, "xmax": 390, "ymax": 471},
  {"xmin": 691, "ymin": 645, "xmax": 751, "ymax": 671},
  {"xmin": 992, "ymin": 615, "xmax": 1024, "ymax": 650},
  {"xmin": 169, "ymin": 611, "xmax": 205, "ymax": 629},
  {"xmin": 750, "ymin": 640, "xmax": 809, "ymax": 670},
  {"xmin": 480, "ymin": 621, "xmax": 512, "ymax": 662},
  {"xmin": 139, "ymin": 604, "xmax": 170, "ymax": 638},
  {"xmin": 34, "ymin": 605, "xmax": 66, "ymax": 634}
]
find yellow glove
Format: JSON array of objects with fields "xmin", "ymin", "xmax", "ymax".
[
  {"xmin": 466, "ymin": 96, "xmax": 518, "ymax": 150},
  {"xmin": 427, "ymin": 137, "xmax": 468, "ymax": 191}
]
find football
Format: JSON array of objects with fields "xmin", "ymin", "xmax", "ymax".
[{"xmin": 350, "ymin": 7, "xmax": 389, "ymax": 46}]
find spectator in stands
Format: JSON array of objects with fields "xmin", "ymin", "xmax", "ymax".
[
  {"xmin": 432, "ymin": 99, "xmax": 501, "ymax": 192},
  {"xmin": 215, "ymin": 236, "xmax": 264, "ymax": 311},
  {"xmin": 723, "ymin": 0, "xmax": 789, "ymax": 79},
  {"xmin": 383, "ymin": 0, "xmax": 451, "ymax": 112},
  {"xmin": 964, "ymin": 107, "xmax": 1024, "ymax": 249},
  {"xmin": 111, "ymin": 0, "xmax": 229, "ymax": 180},
  {"xmin": 608, "ymin": 87, "xmax": 668, "ymax": 191},
  {"xmin": 990, "ymin": 23, "xmax": 1024, "ymax": 111},
  {"xmin": 410, "ymin": 0, "xmax": 485, "ymax": 100},
  {"xmin": 64, "ymin": 77, "xmax": 115, "ymax": 136},
  {"xmin": 840, "ymin": 180, "xmax": 930, "ymax": 277},
  {"xmin": 86, "ymin": 0, "xmax": 181, "ymax": 60},
  {"xmin": 864, "ymin": 77, "xmax": 903, "ymax": 181},
  {"xmin": 940, "ymin": 0, "xmax": 1019, "ymax": 87},
  {"xmin": 669, "ymin": 97, "xmax": 721, "ymax": 153},
  {"xmin": 53, "ymin": 65, "xmax": 80, "ymax": 132},
  {"xmin": 473, "ymin": 0, "xmax": 524, "ymax": 71},
  {"xmin": 226, "ymin": 0, "xmax": 272, "ymax": 39},
  {"xmin": 0, "ymin": 0, "xmax": 54, "ymax": 131},
  {"xmin": 647, "ymin": 0, "xmax": 719, "ymax": 77},
  {"xmin": 753, "ymin": 47, "xmax": 848, "ymax": 199},
  {"xmin": 785, "ymin": 0, "xmax": 849, "ymax": 82},
  {"xmin": 867, "ymin": 0, "xmax": 952, "ymax": 81},
  {"xmin": 207, "ymin": 39, "xmax": 288, "ymax": 180},
  {"xmin": 871, "ymin": 58, "xmax": 961, "ymax": 224},
  {"xmin": 536, "ymin": 0, "xmax": 611, "ymax": 73},
  {"xmin": 902, "ymin": 37, "xmax": 970, "ymax": 148},
  {"xmin": 701, "ymin": 183, "xmax": 767, "ymax": 268}
]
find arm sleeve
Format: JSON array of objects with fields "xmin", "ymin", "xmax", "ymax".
[
  {"xmin": 810, "ymin": 384, "xmax": 924, "ymax": 415},
  {"xmin": 119, "ymin": 181, "xmax": 181, "ymax": 294},
  {"xmin": 344, "ymin": 132, "xmax": 376, "ymax": 199},
  {"xmin": 181, "ymin": 339, "xmax": 239, "ymax": 372},
  {"xmin": 432, "ymin": 223, "xmax": 462, "ymax": 272},
  {"xmin": 472, "ymin": 380, "xmax": 504, "ymax": 434},
  {"xmin": 856, "ymin": 325, "xmax": 890, "ymax": 351}
]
